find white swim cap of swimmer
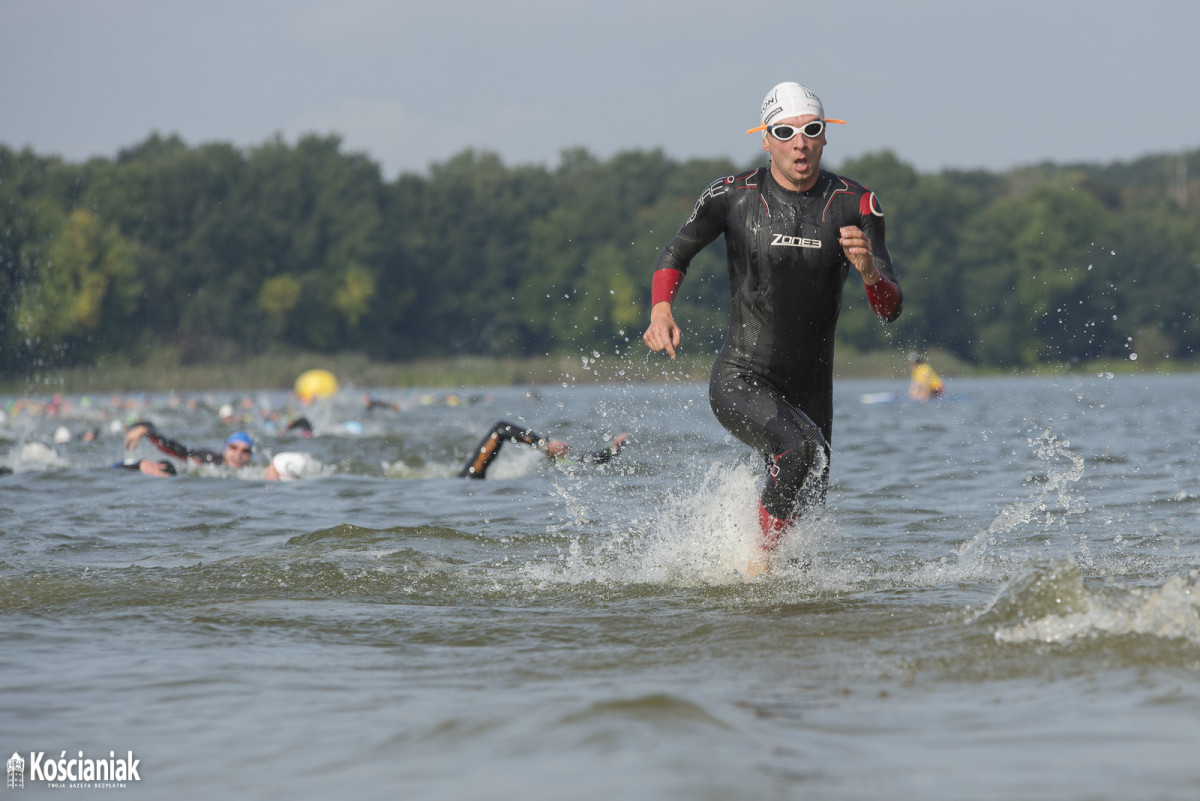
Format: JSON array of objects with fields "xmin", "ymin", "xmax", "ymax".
[
  {"xmin": 759, "ymin": 82, "xmax": 824, "ymax": 127},
  {"xmin": 271, "ymin": 451, "xmax": 313, "ymax": 481}
]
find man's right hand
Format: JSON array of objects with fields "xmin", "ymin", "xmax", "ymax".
[
  {"xmin": 643, "ymin": 302, "xmax": 682, "ymax": 359},
  {"xmin": 123, "ymin": 424, "xmax": 149, "ymax": 451}
]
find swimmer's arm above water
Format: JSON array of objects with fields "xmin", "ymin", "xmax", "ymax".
[{"xmin": 125, "ymin": 421, "xmax": 220, "ymax": 464}]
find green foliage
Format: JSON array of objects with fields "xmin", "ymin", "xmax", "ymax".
[
  {"xmin": 15, "ymin": 207, "xmax": 142, "ymax": 336},
  {"xmin": 1, "ymin": 136, "xmax": 1197, "ymax": 378}
]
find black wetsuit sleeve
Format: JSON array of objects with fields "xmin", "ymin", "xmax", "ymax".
[
  {"xmin": 132, "ymin": 422, "xmax": 223, "ymax": 464},
  {"xmin": 111, "ymin": 458, "xmax": 177, "ymax": 475},
  {"xmin": 458, "ymin": 421, "xmax": 546, "ymax": 479},
  {"xmin": 587, "ymin": 446, "xmax": 617, "ymax": 465},
  {"xmin": 654, "ymin": 176, "xmax": 735, "ymax": 277}
]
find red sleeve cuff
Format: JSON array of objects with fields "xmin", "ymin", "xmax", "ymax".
[
  {"xmin": 651, "ymin": 268, "xmax": 685, "ymax": 306},
  {"xmin": 865, "ymin": 276, "xmax": 901, "ymax": 319}
]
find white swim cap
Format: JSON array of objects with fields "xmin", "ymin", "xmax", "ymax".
[
  {"xmin": 271, "ymin": 451, "xmax": 313, "ymax": 481},
  {"xmin": 747, "ymin": 82, "xmax": 846, "ymax": 134},
  {"xmin": 53, "ymin": 425, "xmax": 72, "ymax": 444}
]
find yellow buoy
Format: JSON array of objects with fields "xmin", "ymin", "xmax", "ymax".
[{"xmin": 295, "ymin": 369, "xmax": 339, "ymax": 402}]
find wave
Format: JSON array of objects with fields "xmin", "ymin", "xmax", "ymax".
[{"xmin": 977, "ymin": 558, "xmax": 1200, "ymax": 647}]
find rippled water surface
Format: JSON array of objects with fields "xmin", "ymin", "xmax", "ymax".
[{"xmin": 3, "ymin": 374, "xmax": 1200, "ymax": 799}]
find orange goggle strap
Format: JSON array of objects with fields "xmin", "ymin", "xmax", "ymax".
[{"xmin": 745, "ymin": 119, "xmax": 847, "ymax": 135}]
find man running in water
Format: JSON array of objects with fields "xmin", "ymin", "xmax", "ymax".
[
  {"xmin": 643, "ymin": 82, "xmax": 903, "ymax": 574},
  {"xmin": 459, "ymin": 421, "xmax": 629, "ymax": 479}
]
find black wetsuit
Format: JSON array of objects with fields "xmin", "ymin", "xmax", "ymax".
[
  {"xmin": 459, "ymin": 421, "xmax": 621, "ymax": 479},
  {"xmin": 112, "ymin": 458, "xmax": 177, "ymax": 475},
  {"xmin": 128, "ymin": 421, "xmax": 227, "ymax": 465},
  {"xmin": 653, "ymin": 167, "xmax": 902, "ymax": 520}
]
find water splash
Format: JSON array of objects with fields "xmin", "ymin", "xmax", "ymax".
[
  {"xmin": 911, "ymin": 429, "xmax": 1086, "ymax": 584},
  {"xmin": 517, "ymin": 461, "xmax": 762, "ymax": 587},
  {"xmin": 8, "ymin": 441, "xmax": 69, "ymax": 470},
  {"xmin": 523, "ymin": 458, "xmax": 851, "ymax": 593}
]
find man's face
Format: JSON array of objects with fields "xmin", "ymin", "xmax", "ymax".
[
  {"xmin": 763, "ymin": 114, "xmax": 826, "ymax": 191},
  {"xmin": 224, "ymin": 441, "xmax": 252, "ymax": 468}
]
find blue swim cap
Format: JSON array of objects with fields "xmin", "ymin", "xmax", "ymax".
[{"xmin": 226, "ymin": 431, "xmax": 254, "ymax": 452}]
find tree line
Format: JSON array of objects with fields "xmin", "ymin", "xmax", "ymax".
[{"xmin": 1, "ymin": 133, "xmax": 1197, "ymax": 378}]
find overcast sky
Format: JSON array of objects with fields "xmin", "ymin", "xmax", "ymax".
[{"xmin": 3, "ymin": 0, "xmax": 1198, "ymax": 179}]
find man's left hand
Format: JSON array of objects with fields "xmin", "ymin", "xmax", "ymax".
[{"xmin": 839, "ymin": 226, "xmax": 882, "ymax": 284}]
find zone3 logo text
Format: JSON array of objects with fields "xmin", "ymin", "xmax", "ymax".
[{"xmin": 770, "ymin": 234, "xmax": 821, "ymax": 249}]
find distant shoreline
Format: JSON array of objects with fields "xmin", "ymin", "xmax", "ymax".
[{"xmin": 1, "ymin": 348, "xmax": 1189, "ymax": 396}]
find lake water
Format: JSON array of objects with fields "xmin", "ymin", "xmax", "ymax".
[{"xmin": 3, "ymin": 373, "xmax": 1200, "ymax": 800}]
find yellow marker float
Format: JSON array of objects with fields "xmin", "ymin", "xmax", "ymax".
[{"xmin": 295, "ymin": 369, "xmax": 339, "ymax": 403}]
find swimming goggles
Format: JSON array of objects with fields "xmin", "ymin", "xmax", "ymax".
[{"xmin": 745, "ymin": 118, "xmax": 847, "ymax": 138}]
